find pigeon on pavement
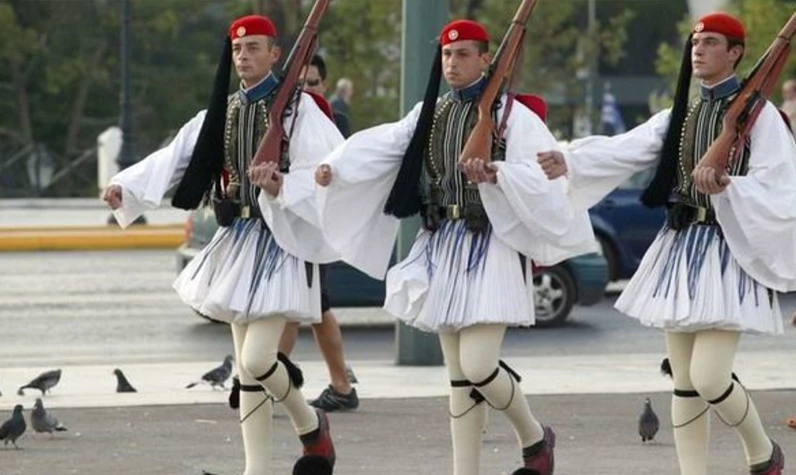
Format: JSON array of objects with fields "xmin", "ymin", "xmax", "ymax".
[
  {"xmin": 31, "ymin": 398, "xmax": 67, "ymax": 434},
  {"xmin": 186, "ymin": 355, "xmax": 234, "ymax": 390},
  {"xmin": 114, "ymin": 368, "xmax": 137, "ymax": 393},
  {"xmin": 0, "ymin": 404, "xmax": 26, "ymax": 449},
  {"xmin": 17, "ymin": 369, "xmax": 61, "ymax": 396},
  {"xmin": 639, "ymin": 397, "xmax": 660, "ymax": 443}
]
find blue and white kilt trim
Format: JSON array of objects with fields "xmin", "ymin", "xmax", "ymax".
[
  {"xmin": 616, "ymin": 223, "xmax": 783, "ymax": 335},
  {"xmin": 173, "ymin": 218, "xmax": 321, "ymax": 324},
  {"xmin": 384, "ymin": 220, "xmax": 534, "ymax": 333}
]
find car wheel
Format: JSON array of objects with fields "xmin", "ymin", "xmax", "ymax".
[
  {"xmin": 532, "ymin": 265, "xmax": 575, "ymax": 327},
  {"xmin": 597, "ymin": 234, "xmax": 619, "ymax": 281}
]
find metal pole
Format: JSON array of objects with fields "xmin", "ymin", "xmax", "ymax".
[
  {"xmin": 395, "ymin": 0, "xmax": 448, "ymax": 366},
  {"xmin": 118, "ymin": 0, "xmax": 136, "ymax": 171},
  {"xmin": 584, "ymin": 0, "xmax": 597, "ymax": 135},
  {"xmin": 110, "ymin": 0, "xmax": 145, "ymax": 225}
]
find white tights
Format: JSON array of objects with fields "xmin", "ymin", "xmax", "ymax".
[
  {"xmin": 231, "ymin": 317, "xmax": 318, "ymax": 475},
  {"xmin": 440, "ymin": 324, "xmax": 544, "ymax": 475},
  {"xmin": 666, "ymin": 329, "xmax": 773, "ymax": 475}
]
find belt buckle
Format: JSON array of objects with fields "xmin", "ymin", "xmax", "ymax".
[
  {"xmin": 240, "ymin": 205, "xmax": 251, "ymax": 219},
  {"xmin": 695, "ymin": 207, "xmax": 707, "ymax": 223},
  {"xmin": 446, "ymin": 204, "xmax": 460, "ymax": 220}
]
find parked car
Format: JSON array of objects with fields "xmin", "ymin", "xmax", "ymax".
[
  {"xmin": 588, "ymin": 168, "xmax": 666, "ymax": 281},
  {"xmin": 176, "ymin": 207, "xmax": 608, "ymax": 327}
]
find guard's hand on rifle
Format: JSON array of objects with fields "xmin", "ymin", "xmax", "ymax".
[
  {"xmin": 315, "ymin": 164, "xmax": 333, "ymax": 187},
  {"xmin": 461, "ymin": 158, "xmax": 497, "ymax": 184},
  {"xmin": 692, "ymin": 165, "xmax": 730, "ymax": 195},
  {"xmin": 103, "ymin": 184, "xmax": 123, "ymax": 210},
  {"xmin": 248, "ymin": 162, "xmax": 283, "ymax": 197},
  {"xmin": 537, "ymin": 151, "xmax": 567, "ymax": 180}
]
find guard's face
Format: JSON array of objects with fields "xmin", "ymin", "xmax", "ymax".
[
  {"xmin": 691, "ymin": 32, "xmax": 742, "ymax": 84},
  {"xmin": 442, "ymin": 40, "xmax": 490, "ymax": 90},
  {"xmin": 232, "ymin": 35, "xmax": 280, "ymax": 86},
  {"xmin": 300, "ymin": 65, "xmax": 326, "ymax": 95}
]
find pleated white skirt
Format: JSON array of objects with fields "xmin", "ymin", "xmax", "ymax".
[
  {"xmin": 173, "ymin": 218, "xmax": 321, "ymax": 324},
  {"xmin": 616, "ymin": 223, "xmax": 783, "ymax": 335},
  {"xmin": 384, "ymin": 220, "xmax": 534, "ymax": 333}
]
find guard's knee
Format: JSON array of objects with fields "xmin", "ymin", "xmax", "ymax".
[
  {"xmin": 690, "ymin": 366, "xmax": 731, "ymax": 402},
  {"xmin": 459, "ymin": 355, "xmax": 498, "ymax": 385},
  {"xmin": 240, "ymin": 348, "xmax": 279, "ymax": 381}
]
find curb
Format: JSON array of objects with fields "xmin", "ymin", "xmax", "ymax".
[{"xmin": 0, "ymin": 225, "xmax": 184, "ymax": 251}]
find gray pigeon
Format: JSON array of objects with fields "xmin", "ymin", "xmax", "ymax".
[
  {"xmin": 639, "ymin": 397, "xmax": 660, "ymax": 443},
  {"xmin": 186, "ymin": 355, "xmax": 234, "ymax": 390},
  {"xmin": 17, "ymin": 369, "xmax": 61, "ymax": 396},
  {"xmin": 0, "ymin": 404, "xmax": 26, "ymax": 449},
  {"xmin": 31, "ymin": 398, "xmax": 67, "ymax": 434},
  {"xmin": 114, "ymin": 368, "xmax": 137, "ymax": 393}
]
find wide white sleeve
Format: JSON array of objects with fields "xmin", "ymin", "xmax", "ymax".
[
  {"xmin": 258, "ymin": 93, "xmax": 345, "ymax": 263},
  {"xmin": 564, "ymin": 109, "xmax": 671, "ymax": 211},
  {"xmin": 316, "ymin": 102, "xmax": 424, "ymax": 279},
  {"xmin": 480, "ymin": 99, "xmax": 598, "ymax": 266},
  {"xmin": 110, "ymin": 111, "xmax": 205, "ymax": 228},
  {"xmin": 711, "ymin": 102, "xmax": 796, "ymax": 291}
]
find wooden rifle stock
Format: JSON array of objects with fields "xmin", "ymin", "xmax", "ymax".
[
  {"xmin": 697, "ymin": 8, "xmax": 796, "ymax": 173},
  {"xmin": 252, "ymin": 0, "xmax": 331, "ymax": 167},
  {"xmin": 459, "ymin": 0, "xmax": 540, "ymax": 164}
]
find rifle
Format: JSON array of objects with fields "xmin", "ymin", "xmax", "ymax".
[
  {"xmin": 459, "ymin": 0, "xmax": 540, "ymax": 165},
  {"xmin": 696, "ymin": 8, "xmax": 796, "ymax": 173},
  {"xmin": 251, "ymin": 0, "xmax": 331, "ymax": 167}
]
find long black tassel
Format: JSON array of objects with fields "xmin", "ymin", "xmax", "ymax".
[
  {"xmin": 641, "ymin": 35, "xmax": 693, "ymax": 208},
  {"xmin": 278, "ymin": 352, "xmax": 304, "ymax": 389},
  {"xmin": 383, "ymin": 45, "xmax": 443, "ymax": 218},
  {"xmin": 172, "ymin": 36, "xmax": 232, "ymax": 210}
]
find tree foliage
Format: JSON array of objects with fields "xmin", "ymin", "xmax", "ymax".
[{"xmin": 0, "ymin": 0, "xmax": 633, "ymax": 196}]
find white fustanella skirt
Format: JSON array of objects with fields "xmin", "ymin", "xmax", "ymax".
[
  {"xmin": 384, "ymin": 220, "xmax": 534, "ymax": 333},
  {"xmin": 616, "ymin": 223, "xmax": 783, "ymax": 335},
  {"xmin": 173, "ymin": 218, "xmax": 321, "ymax": 324}
]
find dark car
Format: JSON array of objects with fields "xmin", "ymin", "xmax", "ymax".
[
  {"xmin": 588, "ymin": 169, "xmax": 666, "ymax": 281},
  {"xmin": 176, "ymin": 209, "xmax": 608, "ymax": 327}
]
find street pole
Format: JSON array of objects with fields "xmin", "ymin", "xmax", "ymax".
[
  {"xmin": 114, "ymin": 0, "xmax": 145, "ymax": 224},
  {"xmin": 395, "ymin": 0, "xmax": 448, "ymax": 366},
  {"xmin": 584, "ymin": 0, "xmax": 597, "ymax": 135},
  {"xmin": 118, "ymin": 0, "xmax": 136, "ymax": 171}
]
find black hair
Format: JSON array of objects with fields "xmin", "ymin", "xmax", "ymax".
[{"xmin": 310, "ymin": 54, "xmax": 327, "ymax": 81}]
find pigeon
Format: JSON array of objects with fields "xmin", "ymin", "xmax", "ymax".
[
  {"xmin": 293, "ymin": 455, "xmax": 333, "ymax": 475},
  {"xmin": 114, "ymin": 368, "xmax": 137, "ymax": 393},
  {"xmin": 639, "ymin": 397, "xmax": 660, "ymax": 443},
  {"xmin": 0, "ymin": 404, "xmax": 26, "ymax": 449},
  {"xmin": 186, "ymin": 355, "xmax": 234, "ymax": 390},
  {"xmin": 17, "ymin": 369, "xmax": 61, "ymax": 396},
  {"xmin": 31, "ymin": 398, "xmax": 67, "ymax": 434}
]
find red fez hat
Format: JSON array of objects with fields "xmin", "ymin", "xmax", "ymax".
[
  {"xmin": 440, "ymin": 19, "xmax": 489, "ymax": 46},
  {"xmin": 692, "ymin": 12, "xmax": 745, "ymax": 41},
  {"xmin": 229, "ymin": 15, "xmax": 278, "ymax": 40},
  {"xmin": 516, "ymin": 94, "xmax": 548, "ymax": 123}
]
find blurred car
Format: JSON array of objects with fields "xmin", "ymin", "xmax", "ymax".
[
  {"xmin": 176, "ymin": 207, "xmax": 608, "ymax": 327},
  {"xmin": 588, "ymin": 169, "xmax": 666, "ymax": 281}
]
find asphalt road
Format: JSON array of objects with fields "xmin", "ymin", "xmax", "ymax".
[{"xmin": 1, "ymin": 250, "xmax": 795, "ymax": 368}]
